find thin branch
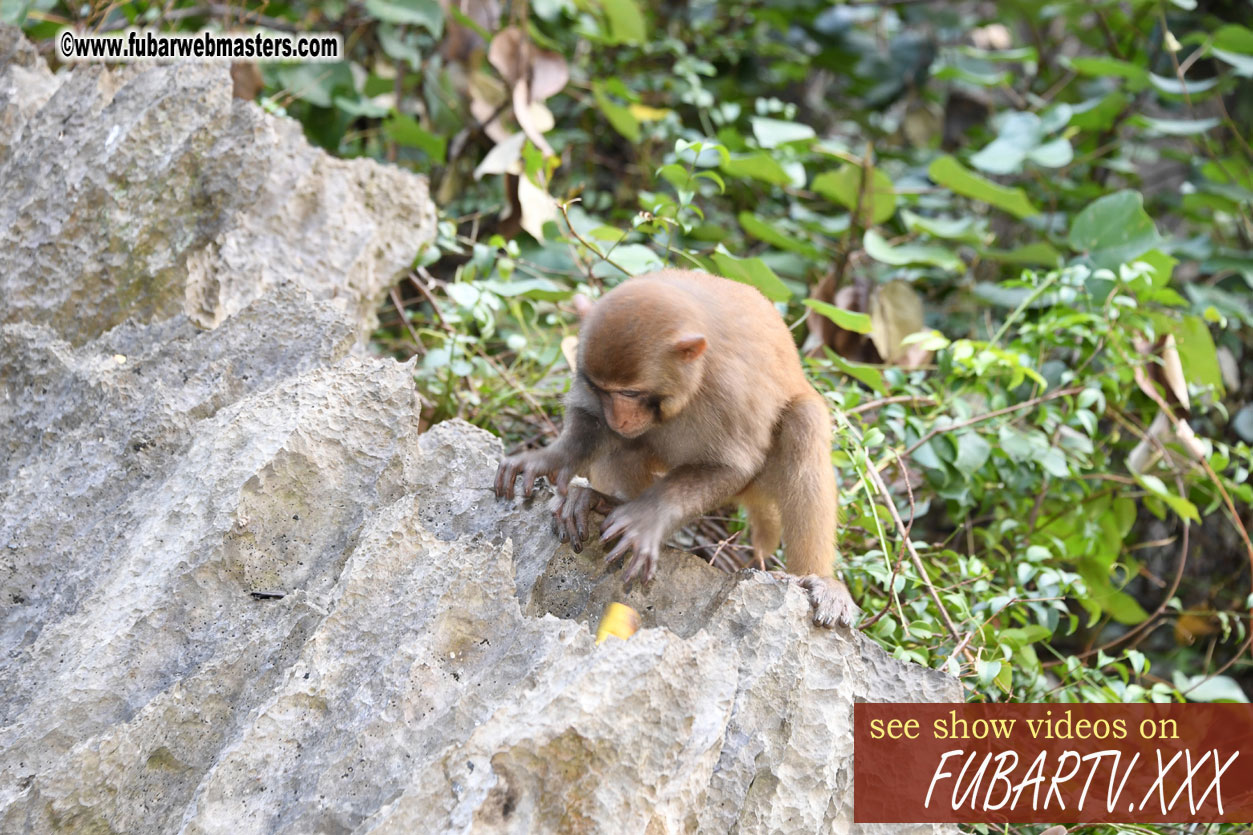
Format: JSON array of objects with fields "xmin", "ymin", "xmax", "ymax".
[
  {"xmin": 558, "ymin": 197, "xmax": 631, "ymax": 279},
  {"xmin": 893, "ymin": 386, "xmax": 1082, "ymax": 468},
  {"xmin": 863, "ymin": 455, "xmax": 973, "ymax": 662},
  {"xmin": 847, "ymin": 395, "xmax": 937, "ymax": 416}
]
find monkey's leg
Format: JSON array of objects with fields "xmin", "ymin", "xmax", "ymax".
[
  {"xmin": 759, "ymin": 395, "xmax": 859, "ymax": 628},
  {"xmin": 601, "ymin": 464, "xmax": 752, "ymax": 585},
  {"xmin": 739, "ymin": 484, "xmax": 782, "ymax": 571}
]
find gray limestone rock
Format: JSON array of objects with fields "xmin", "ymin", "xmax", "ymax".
[{"xmin": 0, "ymin": 24, "xmax": 435, "ymax": 344}]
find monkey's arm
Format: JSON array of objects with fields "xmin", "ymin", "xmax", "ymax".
[
  {"xmin": 495, "ymin": 406, "xmax": 603, "ymax": 500},
  {"xmin": 600, "ymin": 463, "xmax": 751, "ymax": 584}
]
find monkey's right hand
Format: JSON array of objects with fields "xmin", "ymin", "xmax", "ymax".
[
  {"xmin": 494, "ymin": 449, "xmax": 575, "ymax": 500},
  {"xmin": 550, "ymin": 485, "xmax": 620, "ymax": 553}
]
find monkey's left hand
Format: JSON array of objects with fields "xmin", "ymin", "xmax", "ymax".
[{"xmin": 599, "ymin": 501, "xmax": 669, "ymax": 585}]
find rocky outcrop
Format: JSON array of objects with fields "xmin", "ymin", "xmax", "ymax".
[
  {"xmin": 0, "ymin": 24, "xmax": 435, "ymax": 343},
  {"xmin": 0, "ymin": 27, "xmax": 958, "ymax": 834}
]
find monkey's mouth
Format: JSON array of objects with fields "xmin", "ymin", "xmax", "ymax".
[{"xmin": 610, "ymin": 424, "xmax": 649, "ymax": 440}]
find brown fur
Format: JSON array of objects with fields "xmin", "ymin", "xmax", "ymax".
[{"xmin": 495, "ymin": 269, "xmax": 857, "ymax": 627}]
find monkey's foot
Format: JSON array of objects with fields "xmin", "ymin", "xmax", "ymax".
[
  {"xmin": 767, "ymin": 572, "xmax": 858, "ymax": 628},
  {"xmin": 549, "ymin": 484, "xmax": 620, "ymax": 553},
  {"xmin": 798, "ymin": 575, "xmax": 859, "ymax": 628}
]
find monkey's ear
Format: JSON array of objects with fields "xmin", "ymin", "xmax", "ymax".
[{"xmin": 673, "ymin": 334, "xmax": 707, "ymax": 362}]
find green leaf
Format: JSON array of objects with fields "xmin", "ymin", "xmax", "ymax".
[
  {"xmin": 1174, "ymin": 673, "xmax": 1250, "ymax": 703},
  {"xmin": 477, "ymin": 278, "xmax": 572, "ymax": 301},
  {"xmin": 708, "ymin": 251, "xmax": 791, "ymax": 301},
  {"xmin": 1233, "ymin": 405, "xmax": 1253, "ymax": 443},
  {"xmin": 863, "ymin": 230, "xmax": 963, "ymax": 272},
  {"xmin": 1212, "ymin": 47, "xmax": 1253, "ymax": 76},
  {"xmin": 928, "ymin": 155, "xmax": 1039, "ymax": 219},
  {"xmin": 598, "ymin": 243, "xmax": 663, "ymax": 276},
  {"xmin": 273, "ymin": 63, "xmax": 353, "ymax": 108},
  {"xmin": 1070, "ymin": 91, "xmax": 1128, "ymax": 131},
  {"xmin": 953, "ymin": 432, "xmax": 992, "ymax": 475},
  {"xmin": 979, "ymin": 242, "xmax": 1062, "ymax": 267},
  {"xmin": 1174, "ymin": 315, "xmax": 1224, "ymax": 394},
  {"xmin": 601, "ymin": 0, "xmax": 646, "ymax": 44},
  {"xmin": 334, "ymin": 95, "xmax": 389, "ymax": 118},
  {"xmin": 1067, "ymin": 190, "xmax": 1160, "ymax": 270},
  {"xmin": 1135, "ymin": 249, "xmax": 1177, "ymax": 288},
  {"xmin": 1132, "ymin": 115, "xmax": 1221, "ymax": 136},
  {"xmin": 365, "ymin": 0, "xmax": 443, "ymax": 34},
  {"xmin": 1065, "ymin": 56, "xmax": 1149, "ymax": 89},
  {"xmin": 593, "ymin": 82, "xmax": 640, "ymax": 142},
  {"xmin": 738, "ymin": 212, "xmax": 822, "ymax": 259},
  {"xmin": 1037, "ymin": 448, "xmax": 1070, "ymax": 478},
  {"xmin": 1213, "ymin": 24, "xmax": 1253, "ymax": 54},
  {"xmin": 1102, "ymin": 589, "xmax": 1151, "ymax": 625},
  {"xmin": 998, "ymin": 426, "xmax": 1043, "ymax": 462},
  {"xmin": 1212, "ymin": 26, "xmax": 1253, "ymax": 75},
  {"xmin": 812, "ymin": 164, "xmax": 897, "ymax": 225},
  {"xmin": 1135, "ymin": 473, "xmax": 1200, "ymax": 522},
  {"xmin": 1077, "ymin": 559, "xmax": 1149, "ymax": 625},
  {"xmin": 720, "ymin": 152, "xmax": 791, "ymax": 186},
  {"xmin": 383, "ymin": 113, "xmax": 447, "ymax": 162},
  {"xmin": 1026, "ymin": 137, "xmax": 1073, "ymax": 168},
  {"xmin": 970, "ymin": 111, "xmax": 1046, "ymax": 175},
  {"xmin": 901, "ymin": 210, "xmax": 988, "ymax": 245},
  {"xmin": 804, "ymin": 299, "xmax": 872, "ymax": 333},
  {"xmin": 750, "ymin": 117, "xmax": 815, "ymax": 149},
  {"xmin": 1148, "ymin": 72, "xmax": 1219, "ymax": 96},
  {"xmin": 827, "ymin": 352, "xmax": 886, "ymax": 393}
]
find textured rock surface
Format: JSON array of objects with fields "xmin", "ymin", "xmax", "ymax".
[
  {"xmin": 0, "ymin": 26, "xmax": 959, "ymax": 835},
  {"xmin": 0, "ymin": 24, "xmax": 435, "ymax": 344}
]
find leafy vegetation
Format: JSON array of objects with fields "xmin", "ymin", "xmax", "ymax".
[{"xmin": 16, "ymin": 0, "xmax": 1253, "ymax": 804}]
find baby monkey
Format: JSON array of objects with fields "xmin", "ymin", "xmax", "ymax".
[{"xmin": 495, "ymin": 269, "xmax": 857, "ymax": 627}]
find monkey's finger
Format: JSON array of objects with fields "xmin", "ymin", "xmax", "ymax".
[
  {"xmin": 624, "ymin": 548, "xmax": 652, "ymax": 585},
  {"xmin": 621, "ymin": 552, "xmax": 641, "ymax": 583},
  {"xmin": 641, "ymin": 552, "xmax": 658, "ymax": 583},
  {"xmin": 563, "ymin": 511, "xmax": 582, "ymax": 551},
  {"xmin": 600, "ymin": 515, "xmax": 627, "ymax": 541},
  {"xmin": 522, "ymin": 467, "xmax": 539, "ymax": 497},
  {"xmin": 604, "ymin": 538, "xmax": 632, "ymax": 565},
  {"xmin": 494, "ymin": 463, "xmax": 508, "ymax": 498}
]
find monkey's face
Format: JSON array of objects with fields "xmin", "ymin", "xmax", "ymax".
[
  {"xmin": 582, "ymin": 332, "xmax": 707, "ymax": 439},
  {"xmin": 579, "ymin": 279, "xmax": 709, "ymax": 438},
  {"xmin": 597, "ymin": 388, "xmax": 655, "ymax": 439}
]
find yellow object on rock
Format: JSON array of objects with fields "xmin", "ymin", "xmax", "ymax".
[{"xmin": 595, "ymin": 602, "xmax": 640, "ymax": 645}]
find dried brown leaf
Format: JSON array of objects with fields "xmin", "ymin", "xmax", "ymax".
[{"xmin": 869, "ymin": 280, "xmax": 928, "ymax": 366}]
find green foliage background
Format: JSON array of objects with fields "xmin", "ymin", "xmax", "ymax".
[{"xmin": 13, "ymin": 0, "xmax": 1253, "ymax": 827}]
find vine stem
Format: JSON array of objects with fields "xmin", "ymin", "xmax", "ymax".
[{"xmin": 862, "ymin": 455, "xmax": 974, "ymax": 663}]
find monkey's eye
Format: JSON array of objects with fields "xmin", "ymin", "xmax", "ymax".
[{"xmin": 618, "ymin": 390, "xmax": 644, "ymax": 399}]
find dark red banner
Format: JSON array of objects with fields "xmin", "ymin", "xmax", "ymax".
[{"xmin": 854, "ymin": 703, "xmax": 1253, "ymax": 824}]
